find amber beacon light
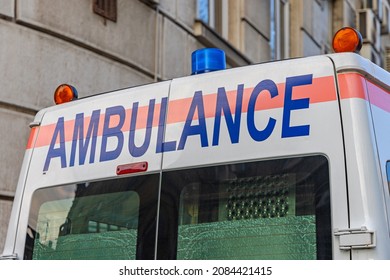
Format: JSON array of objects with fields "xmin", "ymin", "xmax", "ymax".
[
  {"xmin": 54, "ymin": 84, "xmax": 78, "ymax": 105},
  {"xmin": 332, "ymin": 27, "xmax": 363, "ymax": 53}
]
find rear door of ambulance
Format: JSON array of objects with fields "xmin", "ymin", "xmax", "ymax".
[
  {"xmin": 362, "ymin": 72, "xmax": 390, "ymax": 259},
  {"xmin": 9, "ymin": 82, "xmax": 170, "ymax": 260},
  {"xmin": 330, "ymin": 53, "xmax": 390, "ymax": 259},
  {"xmin": 157, "ymin": 56, "xmax": 351, "ymax": 260}
]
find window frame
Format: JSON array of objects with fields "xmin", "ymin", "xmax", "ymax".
[
  {"xmin": 272, "ymin": 0, "xmax": 290, "ymax": 60},
  {"xmin": 24, "ymin": 173, "xmax": 160, "ymax": 260},
  {"xmin": 197, "ymin": 0, "xmax": 229, "ymax": 40},
  {"xmin": 157, "ymin": 155, "xmax": 332, "ymax": 260},
  {"xmin": 24, "ymin": 155, "xmax": 336, "ymax": 260},
  {"xmin": 93, "ymin": 0, "xmax": 117, "ymax": 22}
]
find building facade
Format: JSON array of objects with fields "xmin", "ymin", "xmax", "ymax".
[{"xmin": 0, "ymin": 0, "xmax": 389, "ymax": 252}]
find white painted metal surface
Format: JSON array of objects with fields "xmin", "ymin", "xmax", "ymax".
[{"xmin": 2, "ymin": 53, "xmax": 389, "ymax": 259}]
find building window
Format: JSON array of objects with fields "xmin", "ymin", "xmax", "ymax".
[
  {"xmin": 272, "ymin": 0, "xmax": 290, "ymax": 60},
  {"xmin": 93, "ymin": 0, "xmax": 117, "ymax": 22},
  {"xmin": 197, "ymin": 0, "xmax": 210, "ymax": 24},
  {"xmin": 386, "ymin": 47, "xmax": 390, "ymax": 72},
  {"xmin": 197, "ymin": 0, "xmax": 229, "ymax": 39}
]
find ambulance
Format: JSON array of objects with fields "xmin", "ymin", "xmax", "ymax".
[{"xmin": 1, "ymin": 27, "xmax": 390, "ymax": 260}]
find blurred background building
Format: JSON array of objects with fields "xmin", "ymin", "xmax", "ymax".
[{"xmin": 0, "ymin": 0, "xmax": 389, "ymax": 252}]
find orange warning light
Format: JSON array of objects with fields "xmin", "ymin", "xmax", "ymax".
[
  {"xmin": 332, "ymin": 27, "xmax": 362, "ymax": 53},
  {"xmin": 54, "ymin": 84, "xmax": 78, "ymax": 105}
]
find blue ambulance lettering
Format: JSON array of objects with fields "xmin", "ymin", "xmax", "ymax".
[
  {"xmin": 247, "ymin": 79, "xmax": 278, "ymax": 141},
  {"xmin": 156, "ymin": 97, "xmax": 176, "ymax": 153},
  {"xmin": 129, "ymin": 99, "xmax": 155, "ymax": 157},
  {"xmin": 282, "ymin": 74, "xmax": 312, "ymax": 137},
  {"xmin": 70, "ymin": 110, "xmax": 100, "ymax": 166},
  {"xmin": 43, "ymin": 74, "xmax": 313, "ymax": 171},
  {"xmin": 44, "ymin": 117, "xmax": 66, "ymax": 172},
  {"xmin": 100, "ymin": 106, "xmax": 126, "ymax": 162},
  {"xmin": 212, "ymin": 84, "xmax": 244, "ymax": 146}
]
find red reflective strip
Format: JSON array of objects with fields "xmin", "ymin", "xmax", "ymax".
[
  {"xmin": 366, "ymin": 80, "xmax": 390, "ymax": 113},
  {"xmin": 116, "ymin": 161, "xmax": 148, "ymax": 175},
  {"xmin": 29, "ymin": 75, "xmax": 338, "ymax": 149},
  {"xmin": 26, "ymin": 127, "xmax": 39, "ymax": 150},
  {"xmin": 34, "ymin": 115, "xmax": 104, "ymax": 149},
  {"xmin": 33, "ymin": 105, "xmax": 162, "ymax": 149},
  {"xmin": 337, "ymin": 73, "xmax": 369, "ymax": 100},
  {"xmin": 166, "ymin": 75, "xmax": 337, "ymax": 124},
  {"xmin": 338, "ymin": 72, "xmax": 390, "ymax": 113}
]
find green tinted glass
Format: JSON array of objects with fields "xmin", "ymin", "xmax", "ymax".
[
  {"xmin": 32, "ymin": 191, "xmax": 139, "ymax": 260},
  {"xmin": 25, "ymin": 174, "xmax": 159, "ymax": 260},
  {"xmin": 177, "ymin": 174, "xmax": 316, "ymax": 259},
  {"xmin": 160, "ymin": 156, "xmax": 331, "ymax": 260}
]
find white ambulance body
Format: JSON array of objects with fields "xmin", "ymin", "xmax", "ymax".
[{"xmin": 1, "ymin": 52, "xmax": 390, "ymax": 260}]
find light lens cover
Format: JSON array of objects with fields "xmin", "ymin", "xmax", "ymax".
[
  {"xmin": 116, "ymin": 162, "xmax": 148, "ymax": 175},
  {"xmin": 191, "ymin": 48, "xmax": 226, "ymax": 75},
  {"xmin": 332, "ymin": 27, "xmax": 362, "ymax": 53},
  {"xmin": 54, "ymin": 84, "xmax": 78, "ymax": 105}
]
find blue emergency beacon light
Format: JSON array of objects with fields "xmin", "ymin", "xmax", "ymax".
[{"xmin": 191, "ymin": 48, "xmax": 226, "ymax": 75}]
